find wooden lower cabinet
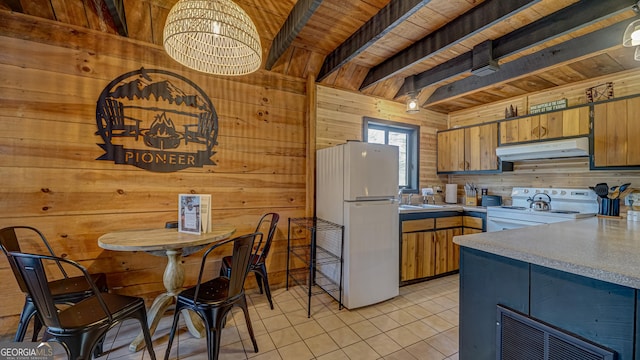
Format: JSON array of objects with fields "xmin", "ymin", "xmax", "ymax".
[
  {"xmin": 401, "ymin": 216, "xmax": 462, "ymax": 282},
  {"xmin": 401, "ymin": 231, "xmax": 434, "ymax": 281},
  {"xmin": 463, "ymin": 215, "xmax": 484, "ymax": 234},
  {"xmin": 435, "ymin": 227, "xmax": 462, "ymax": 274}
]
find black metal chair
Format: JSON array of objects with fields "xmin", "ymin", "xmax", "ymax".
[
  {"xmin": 0, "ymin": 226, "xmax": 109, "ymax": 343},
  {"xmin": 164, "ymin": 232, "xmax": 261, "ymax": 360},
  {"xmin": 220, "ymin": 213, "xmax": 279, "ymax": 309},
  {"xmin": 8, "ymin": 251, "xmax": 156, "ymax": 360}
]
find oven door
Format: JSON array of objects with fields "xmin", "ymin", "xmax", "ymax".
[{"xmin": 486, "ymin": 216, "xmax": 546, "ymax": 232}]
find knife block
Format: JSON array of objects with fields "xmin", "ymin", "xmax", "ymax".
[{"xmin": 465, "ymin": 195, "xmax": 478, "ymax": 206}]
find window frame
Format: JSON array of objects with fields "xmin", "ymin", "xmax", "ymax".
[{"xmin": 363, "ymin": 117, "xmax": 420, "ymax": 193}]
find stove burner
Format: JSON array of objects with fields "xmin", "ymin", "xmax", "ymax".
[
  {"xmin": 500, "ymin": 206, "xmax": 527, "ymax": 210},
  {"xmin": 549, "ymin": 210, "xmax": 580, "ymax": 214}
]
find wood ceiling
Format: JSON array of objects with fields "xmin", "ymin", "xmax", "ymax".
[{"xmin": 2, "ymin": 0, "xmax": 640, "ymax": 114}]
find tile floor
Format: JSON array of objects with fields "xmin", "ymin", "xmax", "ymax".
[{"xmin": 47, "ymin": 274, "xmax": 459, "ymax": 359}]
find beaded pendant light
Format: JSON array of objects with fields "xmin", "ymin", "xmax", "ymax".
[{"xmin": 163, "ymin": 0, "xmax": 262, "ymax": 76}]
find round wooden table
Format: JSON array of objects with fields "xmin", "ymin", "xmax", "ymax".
[{"xmin": 98, "ymin": 224, "xmax": 235, "ymax": 352}]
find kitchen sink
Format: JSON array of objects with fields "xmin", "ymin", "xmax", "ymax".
[
  {"xmin": 399, "ymin": 204, "xmax": 445, "ymax": 209},
  {"xmin": 419, "ymin": 204, "xmax": 445, "ymax": 208}
]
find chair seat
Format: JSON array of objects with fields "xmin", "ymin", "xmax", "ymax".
[
  {"xmin": 47, "ymin": 273, "xmax": 108, "ymax": 302},
  {"xmin": 53, "ymin": 293, "xmax": 145, "ymax": 331},
  {"xmin": 178, "ymin": 278, "xmax": 239, "ymax": 306}
]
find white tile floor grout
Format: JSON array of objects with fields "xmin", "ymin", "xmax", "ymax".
[{"xmin": 45, "ymin": 274, "xmax": 459, "ymax": 360}]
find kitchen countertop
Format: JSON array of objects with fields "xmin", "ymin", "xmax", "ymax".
[
  {"xmin": 454, "ymin": 217, "xmax": 640, "ymax": 289},
  {"xmin": 398, "ymin": 204, "xmax": 487, "ymax": 214}
]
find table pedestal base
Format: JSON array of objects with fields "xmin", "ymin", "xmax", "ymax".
[{"xmin": 129, "ymin": 248, "xmax": 204, "ymax": 352}]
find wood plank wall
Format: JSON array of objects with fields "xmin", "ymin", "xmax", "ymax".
[
  {"xmin": 448, "ymin": 70, "xmax": 640, "ymax": 202},
  {"xmin": 0, "ymin": 11, "xmax": 307, "ymax": 331},
  {"xmin": 315, "ymin": 85, "xmax": 450, "ymax": 191}
]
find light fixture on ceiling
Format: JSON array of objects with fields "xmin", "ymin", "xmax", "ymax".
[
  {"xmin": 405, "ymin": 76, "xmax": 420, "ymax": 114},
  {"xmin": 623, "ymin": 20, "xmax": 640, "ymax": 47},
  {"xmin": 622, "ymin": 1, "xmax": 640, "ymax": 50},
  {"xmin": 406, "ymin": 92, "xmax": 419, "ymax": 114},
  {"xmin": 163, "ymin": 0, "xmax": 262, "ymax": 76}
]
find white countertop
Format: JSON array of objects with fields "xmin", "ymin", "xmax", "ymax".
[
  {"xmin": 454, "ymin": 217, "xmax": 640, "ymax": 289},
  {"xmin": 399, "ymin": 204, "xmax": 486, "ymax": 214}
]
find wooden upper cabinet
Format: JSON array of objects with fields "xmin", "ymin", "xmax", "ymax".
[
  {"xmin": 500, "ymin": 107, "xmax": 589, "ymax": 144},
  {"xmin": 500, "ymin": 115, "xmax": 540, "ymax": 144},
  {"xmin": 560, "ymin": 107, "xmax": 590, "ymax": 137},
  {"xmin": 437, "ymin": 123, "xmax": 499, "ymax": 173},
  {"xmin": 437, "ymin": 128, "xmax": 465, "ymax": 172},
  {"xmin": 593, "ymin": 97, "xmax": 640, "ymax": 168},
  {"xmin": 465, "ymin": 123, "xmax": 499, "ymax": 171}
]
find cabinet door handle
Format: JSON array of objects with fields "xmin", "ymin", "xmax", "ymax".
[
  {"xmin": 540, "ymin": 126, "xmax": 548, "ymax": 137},
  {"xmin": 465, "ymin": 161, "xmax": 470, "ymax": 170},
  {"xmin": 532, "ymin": 126, "xmax": 538, "ymax": 137}
]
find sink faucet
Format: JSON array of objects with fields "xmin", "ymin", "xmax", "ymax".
[
  {"xmin": 423, "ymin": 194, "xmax": 435, "ymax": 204},
  {"xmin": 398, "ymin": 189, "xmax": 404, "ymax": 204},
  {"xmin": 408, "ymin": 193, "xmax": 414, "ymax": 205}
]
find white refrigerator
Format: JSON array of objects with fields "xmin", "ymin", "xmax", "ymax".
[{"xmin": 316, "ymin": 142, "xmax": 399, "ymax": 309}]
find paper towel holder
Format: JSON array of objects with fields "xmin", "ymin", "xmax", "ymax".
[{"xmin": 445, "ymin": 184, "xmax": 458, "ymax": 204}]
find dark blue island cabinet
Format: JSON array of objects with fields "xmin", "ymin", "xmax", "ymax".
[{"xmin": 460, "ymin": 247, "xmax": 637, "ymax": 360}]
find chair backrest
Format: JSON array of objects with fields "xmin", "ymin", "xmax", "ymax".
[
  {"xmin": 252, "ymin": 213, "xmax": 279, "ymax": 264},
  {"xmin": 0, "ymin": 226, "xmax": 67, "ymax": 293},
  {"xmin": 193, "ymin": 232, "xmax": 261, "ymax": 302},
  {"xmin": 8, "ymin": 251, "xmax": 111, "ymax": 329}
]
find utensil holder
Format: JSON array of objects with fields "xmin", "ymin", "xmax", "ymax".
[{"xmin": 600, "ymin": 198, "xmax": 620, "ymax": 216}]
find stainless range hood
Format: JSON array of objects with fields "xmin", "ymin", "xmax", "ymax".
[{"xmin": 496, "ymin": 137, "xmax": 590, "ymax": 161}]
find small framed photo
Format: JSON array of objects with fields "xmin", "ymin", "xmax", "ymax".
[{"xmin": 179, "ymin": 194, "xmax": 201, "ymax": 234}]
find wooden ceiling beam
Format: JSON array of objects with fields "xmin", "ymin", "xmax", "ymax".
[
  {"xmin": 425, "ymin": 21, "xmax": 629, "ymax": 106},
  {"xmin": 364, "ymin": 0, "xmax": 540, "ymax": 92},
  {"xmin": 1, "ymin": 0, "xmax": 23, "ymax": 12},
  {"xmin": 316, "ymin": 0, "xmax": 429, "ymax": 82},
  {"xmin": 411, "ymin": 0, "xmax": 635, "ymax": 100},
  {"xmin": 265, "ymin": 0, "xmax": 324, "ymax": 70},
  {"xmin": 493, "ymin": 0, "xmax": 635, "ymax": 60},
  {"xmin": 94, "ymin": 0, "xmax": 128, "ymax": 36}
]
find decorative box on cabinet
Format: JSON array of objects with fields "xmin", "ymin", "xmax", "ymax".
[{"xmin": 286, "ymin": 217, "xmax": 344, "ymax": 317}]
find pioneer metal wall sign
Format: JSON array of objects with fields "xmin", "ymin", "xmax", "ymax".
[{"xmin": 95, "ymin": 68, "xmax": 218, "ymax": 172}]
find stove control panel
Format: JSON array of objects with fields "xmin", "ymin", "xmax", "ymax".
[
  {"xmin": 512, "ymin": 188, "xmax": 597, "ymax": 201},
  {"xmin": 510, "ymin": 187, "xmax": 599, "ymax": 214}
]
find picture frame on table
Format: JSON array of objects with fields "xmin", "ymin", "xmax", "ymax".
[{"xmin": 178, "ymin": 194, "xmax": 211, "ymax": 234}]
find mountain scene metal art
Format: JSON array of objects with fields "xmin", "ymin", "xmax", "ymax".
[{"xmin": 95, "ymin": 67, "xmax": 218, "ymax": 172}]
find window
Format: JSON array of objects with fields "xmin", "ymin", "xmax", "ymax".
[{"xmin": 363, "ymin": 118, "xmax": 419, "ymax": 192}]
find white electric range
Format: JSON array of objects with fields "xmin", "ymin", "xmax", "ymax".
[{"xmin": 486, "ymin": 187, "xmax": 598, "ymax": 232}]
